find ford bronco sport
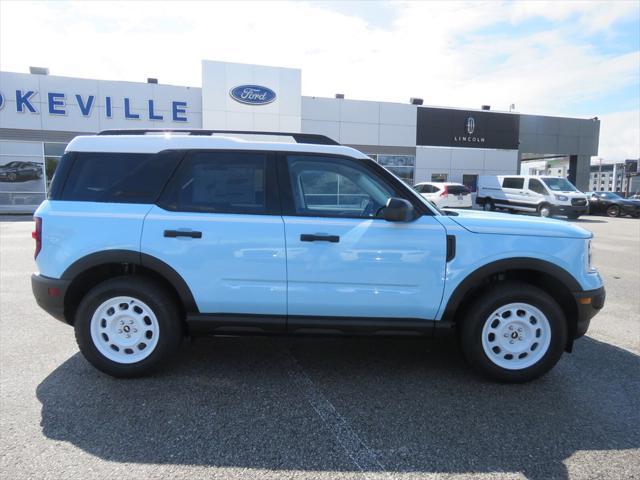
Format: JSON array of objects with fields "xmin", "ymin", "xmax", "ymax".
[{"xmin": 31, "ymin": 130, "xmax": 605, "ymax": 382}]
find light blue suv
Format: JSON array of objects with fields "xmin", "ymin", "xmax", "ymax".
[{"xmin": 31, "ymin": 130, "xmax": 605, "ymax": 382}]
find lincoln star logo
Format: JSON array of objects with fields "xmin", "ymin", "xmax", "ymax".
[
  {"xmin": 229, "ymin": 85, "xmax": 276, "ymax": 105},
  {"xmin": 466, "ymin": 116, "xmax": 475, "ymax": 135}
]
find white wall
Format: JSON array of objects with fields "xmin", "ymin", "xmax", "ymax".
[
  {"xmin": 414, "ymin": 146, "xmax": 518, "ymax": 183},
  {"xmin": 201, "ymin": 60, "xmax": 301, "ymax": 132},
  {"xmin": 0, "ymin": 71, "xmax": 202, "ymax": 132},
  {"xmin": 301, "ymin": 97, "xmax": 416, "ymax": 146}
]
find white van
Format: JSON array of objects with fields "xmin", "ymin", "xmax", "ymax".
[{"xmin": 476, "ymin": 175, "xmax": 589, "ymax": 218}]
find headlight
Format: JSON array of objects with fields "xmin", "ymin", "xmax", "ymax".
[
  {"xmin": 586, "ymin": 239, "xmax": 595, "ymax": 272},
  {"xmin": 555, "ymin": 194, "xmax": 568, "ymax": 201}
]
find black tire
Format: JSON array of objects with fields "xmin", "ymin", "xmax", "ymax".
[
  {"xmin": 459, "ymin": 282, "xmax": 567, "ymax": 383},
  {"xmin": 482, "ymin": 198, "xmax": 495, "ymax": 211},
  {"xmin": 537, "ymin": 203, "xmax": 552, "ymax": 218},
  {"xmin": 74, "ymin": 276, "xmax": 183, "ymax": 378},
  {"xmin": 606, "ymin": 205, "xmax": 620, "ymax": 217}
]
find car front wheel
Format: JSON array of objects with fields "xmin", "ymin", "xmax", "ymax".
[
  {"xmin": 74, "ymin": 276, "xmax": 183, "ymax": 377},
  {"xmin": 482, "ymin": 199, "xmax": 495, "ymax": 211},
  {"xmin": 459, "ymin": 282, "xmax": 567, "ymax": 382},
  {"xmin": 538, "ymin": 203, "xmax": 551, "ymax": 217}
]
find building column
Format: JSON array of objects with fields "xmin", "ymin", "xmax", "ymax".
[{"xmin": 569, "ymin": 154, "xmax": 591, "ymax": 191}]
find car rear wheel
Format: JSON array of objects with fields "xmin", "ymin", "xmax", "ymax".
[
  {"xmin": 459, "ymin": 282, "xmax": 567, "ymax": 382},
  {"xmin": 606, "ymin": 205, "xmax": 620, "ymax": 217},
  {"xmin": 74, "ymin": 276, "xmax": 183, "ymax": 377}
]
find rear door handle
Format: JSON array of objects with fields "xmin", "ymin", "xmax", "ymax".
[
  {"xmin": 164, "ymin": 229, "xmax": 202, "ymax": 239},
  {"xmin": 300, "ymin": 234, "xmax": 340, "ymax": 243}
]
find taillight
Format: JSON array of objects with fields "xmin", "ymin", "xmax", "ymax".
[
  {"xmin": 32, "ymin": 217, "xmax": 42, "ymax": 259},
  {"xmin": 440, "ymin": 185, "xmax": 449, "ymax": 197}
]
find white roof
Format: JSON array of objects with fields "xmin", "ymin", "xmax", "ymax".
[
  {"xmin": 65, "ymin": 133, "xmax": 369, "ymax": 159},
  {"xmin": 415, "ymin": 181, "xmax": 465, "ymax": 187}
]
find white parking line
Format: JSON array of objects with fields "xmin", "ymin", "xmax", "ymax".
[{"xmin": 282, "ymin": 349, "xmax": 385, "ymax": 476}]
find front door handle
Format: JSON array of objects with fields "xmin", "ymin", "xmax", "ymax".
[
  {"xmin": 164, "ymin": 229, "xmax": 202, "ymax": 239},
  {"xmin": 300, "ymin": 234, "xmax": 340, "ymax": 243}
]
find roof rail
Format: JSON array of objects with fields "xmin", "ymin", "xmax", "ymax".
[{"xmin": 97, "ymin": 129, "xmax": 340, "ymax": 145}]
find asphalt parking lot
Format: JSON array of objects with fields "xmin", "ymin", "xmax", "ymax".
[{"xmin": 1, "ymin": 214, "xmax": 638, "ymax": 480}]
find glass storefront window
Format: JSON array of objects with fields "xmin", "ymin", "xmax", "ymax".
[
  {"xmin": 43, "ymin": 142, "xmax": 68, "ymax": 190},
  {"xmin": 462, "ymin": 174, "xmax": 478, "ymax": 192},
  {"xmin": 375, "ymin": 155, "xmax": 415, "ymax": 185},
  {"xmin": 431, "ymin": 173, "xmax": 448, "ymax": 182},
  {"xmin": 0, "ymin": 141, "xmax": 47, "ymax": 212}
]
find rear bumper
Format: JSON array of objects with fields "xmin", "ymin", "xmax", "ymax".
[
  {"xmin": 551, "ymin": 204, "xmax": 589, "ymax": 216},
  {"xmin": 572, "ymin": 286, "xmax": 605, "ymax": 339},
  {"xmin": 31, "ymin": 273, "xmax": 70, "ymax": 324}
]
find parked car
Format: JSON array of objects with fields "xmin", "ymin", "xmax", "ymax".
[
  {"xmin": 413, "ymin": 182, "xmax": 472, "ymax": 208},
  {"xmin": 476, "ymin": 175, "xmax": 589, "ymax": 219},
  {"xmin": 31, "ymin": 129, "xmax": 605, "ymax": 382},
  {"xmin": 0, "ymin": 161, "xmax": 43, "ymax": 182},
  {"xmin": 586, "ymin": 192, "xmax": 640, "ymax": 218}
]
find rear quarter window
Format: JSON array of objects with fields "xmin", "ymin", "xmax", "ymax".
[
  {"xmin": 58, "ymin": 151, "xmax": 181, "ymax": 203},
  {"xmin": 502, "ymin": 177, "xmax": 524, "ymax": 189},
  {"xmin": 447, "ymin": 185, "xmax": 470, "ymax": 195}
]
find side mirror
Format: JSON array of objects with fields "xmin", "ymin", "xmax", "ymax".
[{"xmin": 382, "ymin": 197, "xmax": 415, "ymax": 222}]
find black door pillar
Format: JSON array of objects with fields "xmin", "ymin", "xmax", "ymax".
[{"xmin": 568, "ymin": 155, "xmax": 578, "ymax": 185}]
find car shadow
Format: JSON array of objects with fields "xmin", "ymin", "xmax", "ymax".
[{"xmin": 36, "ymin": 335, "xmax": 639, "ymax": 479}]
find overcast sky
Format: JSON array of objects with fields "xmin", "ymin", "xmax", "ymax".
[{"xmin": 1, "ymin": 0, "xmax": 638, "ymax": 161}]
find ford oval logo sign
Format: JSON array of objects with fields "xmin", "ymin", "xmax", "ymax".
[{"xmin": 229, "ymin": 85, "xmax": 276, "ymax": 105}]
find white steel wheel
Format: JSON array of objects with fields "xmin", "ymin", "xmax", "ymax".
[
  {"xmin": 90, "ymin": 296, "xmax": 160, "ymax": 364},
  {"xmin": 481, "ymin": 302, "xmax": 551, "ymax": 370},
  {"xmin": 483, "ymin": 201, "xmax": 493, "ymax": 211}
]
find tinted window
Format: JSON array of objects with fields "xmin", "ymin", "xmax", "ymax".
[
  {"xmin": 502, "ymin": 177, "xmax": 524, "ymax": 189},
  {"xmin": 447, "ymin": 185, "xmax": 470, "ymax": 195},
  {"xmin": 60, "ymin": 151, "xmax": 180, "ymax": 203},
  {"xmin": 287, "ymin": 156, "xmax": 397, "ymax": 217},
  {"xmin": 161, "ymin": 151, "xmax": 275, "ymax": 214},
  {"xmin": 528, "ymin": 178, "xmax": 547, "ymax": 195}
]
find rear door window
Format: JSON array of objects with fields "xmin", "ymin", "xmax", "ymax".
[
  {"xmin": 159, "ymin": 151, "xmax": 279, "ymax": 215},
  {"xmin": 502, "ymin": 177, "xmax": 524, "ymax": 189},
  {"xmin": 60, "ymin": 151, "xmax": 181, "ymax": 203}
]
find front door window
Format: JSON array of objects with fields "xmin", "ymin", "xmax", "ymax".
[{"xmin": 286, "ymin": 156, "xmax": 397, "ymax": 218}]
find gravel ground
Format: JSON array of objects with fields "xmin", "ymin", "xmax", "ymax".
[{"xmin": 1, "ymin": 214, "xmax": 638, "ymax": 480}]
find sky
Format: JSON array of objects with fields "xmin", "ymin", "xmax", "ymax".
[{"xmin": 0, "ymin": 0, "xmax": 638, "ymax": 162}]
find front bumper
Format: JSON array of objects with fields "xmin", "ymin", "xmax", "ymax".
[
  {"xmin": 572, "ymin": 286, "xmax": 606, "ymax": 339},
  {"xmin": 551, "ymin": 204, "xmax": 589, "ymax": 216},
  {"xmin": 31, "ymin": 273, "xmax": 71, "ymax": 324}
]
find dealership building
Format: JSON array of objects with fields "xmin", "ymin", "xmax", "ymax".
[{"xmin": 0, "ymin": 60, "xmax": 600, "ymax": 213}]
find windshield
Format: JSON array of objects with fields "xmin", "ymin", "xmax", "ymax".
[
  {"xmin": 541, "ymin": 177, "xmax": 577, "ymax": 192},
  {"xmin": 598, "ymin": 192, "xmax": 622, "ymax": 200}
]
